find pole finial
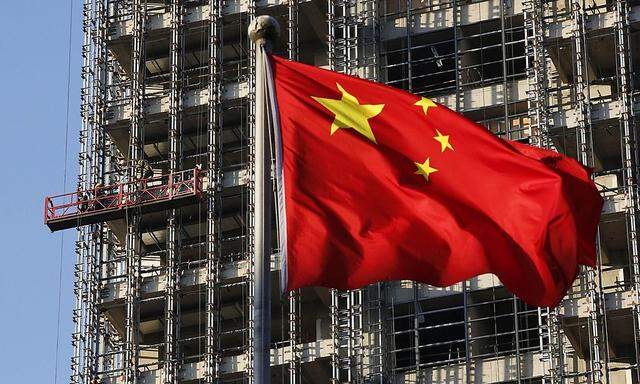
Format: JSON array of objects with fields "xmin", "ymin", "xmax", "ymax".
[{"xmin": 248, "ymin": 15, "xmax": 281, "ymax": 46}]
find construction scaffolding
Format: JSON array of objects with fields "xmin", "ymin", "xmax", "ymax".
[{"xmin": 57, "ymin": 0, "xmax": 640, "ymax": 382}]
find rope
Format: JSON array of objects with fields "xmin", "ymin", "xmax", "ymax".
[{"xmin": 54, "ymin": 1, "xmax": 74, "ymax": 383}]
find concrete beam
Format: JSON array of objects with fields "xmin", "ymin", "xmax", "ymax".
[
  {"xmin": 102, "ymin": 339, "xmax": 332, "ymax": 383},
  {"xmin": 433, "ymin": 78, "xmax": 528, "ymax": 112},
  {"xmin": 108, "ymin": 0, "xmax": 317, "ymax": 41},
  {"xmin": 380, "ymin": 0, "xmax": 640, "ymax": 42},
  {"xmin": 560, "ymin": 282, "xmax": 638, "ymax": 318},
  {"xmin": 220, "ymin": 339, "xmax": 333, "ymax": 374},
  {"xmin": 107, "ymin": 81, "xmax": 249, "ymax": 127},
  {"xmin": 100, "ymin": 253, "xmax": 281, "ymax": 305},
  {"xmin": 395, "ymin": 351, "xmax": 543, "ymax": 384},
  {"xmin": 387, "ymin": 274, "xmax": 502, "ymax": 303},
  {"xmin": 380, "ymin": 0, "xmax": 523, "ymax": 41},
  {"xmin": 546, "ymin": 5, "xmax": 640, "ymax": 40},
  {"xmin": 596, "ymin": 174, "xmax": 630, "ymax": 216}
]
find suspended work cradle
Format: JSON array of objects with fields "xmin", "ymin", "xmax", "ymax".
[{"xmin": 44, "ymin": 168, "xmax": 203, "ymax": 231}]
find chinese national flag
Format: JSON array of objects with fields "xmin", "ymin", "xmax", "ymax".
[{"xmin": 270, "ymin": 55, "xmax": 602, "ymax": 307}]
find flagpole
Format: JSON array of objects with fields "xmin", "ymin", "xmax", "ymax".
[{"xmin": 248, "ymin": 15, "xmax": 279, "ymax": 384}]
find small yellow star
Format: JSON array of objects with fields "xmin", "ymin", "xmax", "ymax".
[
  {"xmin": 414, "ymin": 97, "xmax": 437, "ymax": 115},
  {"xmin": 312, "ymin": 83, "xmax": 385, "ymax": 143},
  {"xmin": 434, "ymin": 129, "xmax": 453, "ymax": 152},
  {"xmin": 414, "ymin": 158, "xmax": 438, "ymax": 182}
]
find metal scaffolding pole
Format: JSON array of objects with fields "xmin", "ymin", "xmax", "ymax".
[
  {"xmin": 451, "ymin": 2, "xmax": 472, "ymax": 383},
  {"xmin": 615, "ymin": 1, "xmax": 640, "ymax": 382},
  {"xmin": 286, "ymin": 5, "xmax": 300, "ymax": 384},
  {"xmin": 523, "ymin": 5, "xmax": 564, "ymax": 383},
  {"xmin": 205, "ymin": 1, "xmax": 223, "ymax": 382},
  {"xmin": 523, "ymin": 0, "xmax": 549, "ymax": 150},
  {"xmin": 571, "ymin": 1, "xmax": 603, "ymax": 382},
  {"xmin": 84, "ymin": 1, "xmax": 107, "ymax": 381},
  {"xmin": 405, "ymin": 0, "xmax": 413, "ymax": 92},
  {"xmin": 164, "ymin": 1, "xmax": 182, "ymax": 383},
  {"xmin": 499, "ymin": 2, "xmax": 522, "ymax": 382},
  {"xmin": 328, "ymin": 2, "xmax": 366, "ymax": 380},
  {"xmin": 125, "ymin": 1, "xmax": 146, "ymax": 383},
  {"xmin": 247, "ymin": 3, "xmax": 257, "ymax": 383},
  {"xmin": 365, "ymin": 283, "xmax": 386, "ymax": 383},
  {"xmin": 73, "ymin": 1, "xmax": 96, "ymax": 382}
]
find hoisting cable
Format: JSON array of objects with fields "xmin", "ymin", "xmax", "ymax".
[{"xmin": 54, "ymin": 1, "xmax": 75, "ymax": 383}]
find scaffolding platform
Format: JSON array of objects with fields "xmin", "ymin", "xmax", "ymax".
[{"xmin": 44, "ymin": 168, "xmax": 203, "ymax": 231}]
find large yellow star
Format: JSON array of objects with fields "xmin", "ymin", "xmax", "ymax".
[
  {"xmin": 414, "ymin": 97, "xmax": 437, "ymax": 115},
  {"xmin": 434, "ymin": 129, "xmax": 453, "ymax": 152},
  {"xmin": 414, "ymin": 158, "xmax": 438, "ymax": 182},
  {"xmin": 312, "ymin": 83, "xmax": 384, "ymax": 143}
]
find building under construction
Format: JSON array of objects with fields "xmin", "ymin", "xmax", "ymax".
[{"xmin": 45, "ymin": 0, "xmax": 640, "ymax": 382}]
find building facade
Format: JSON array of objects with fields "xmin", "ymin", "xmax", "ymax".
[{"xmin": 66, "ymin": 0, "xmax": 640, "ymax": 382}]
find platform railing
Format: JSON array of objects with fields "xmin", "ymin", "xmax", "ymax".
[{"xmin": 44, "ymin": 168, "xmax": 203, "ymax": 224}]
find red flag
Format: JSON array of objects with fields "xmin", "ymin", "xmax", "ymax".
[{"xmin": 270, "ymin": 55, "xmax": 602, "ymax": 307}]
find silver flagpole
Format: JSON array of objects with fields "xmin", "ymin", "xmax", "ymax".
[{"xmin": 248, "ymin": 15, "xmax": 279, "ymax": 384}]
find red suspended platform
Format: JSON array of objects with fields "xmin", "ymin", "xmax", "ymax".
[{"xmin": 44, "ymin": 168, "xmax": 203, "ymax": 232}]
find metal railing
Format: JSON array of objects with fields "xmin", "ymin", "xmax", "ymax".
[{"xmin": 44, "ymin": 168, "xmax": 203, "ymax": 225}]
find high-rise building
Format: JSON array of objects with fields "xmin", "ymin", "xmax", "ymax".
[{"xmin": 45, "ymin": 0, "xmax": 640, "ymax": 382}]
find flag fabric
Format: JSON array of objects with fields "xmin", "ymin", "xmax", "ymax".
[{"xmin": 269, "ymin": 55, "xmax": 602, "ymax": 307}]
